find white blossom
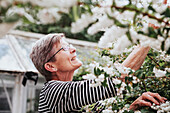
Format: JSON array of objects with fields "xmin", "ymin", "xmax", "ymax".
[
  {"xmin": 96, "ymin": 74, "xmax": 105, "ymax": 82},
  {"xmin": 6, "ymin": 7, "xmax": 35, "ymax": 23},
  {"xmin": 0, "ymin": 0, "xmax": 11, "ymax": 8},
  {"xmin": 165, "ymin": 68, "xmax": 170, "ymax": 73},
  {"xmin": 110, "ymin": 35, "xmax": 132, "ymax": 55},
  {"xmin": 90, "ymin": 80, "xmax": 101, "ymax": 87},
  {"xmin": 115, "ymin": 10, "xmax": 135, "ymax": 24},
  {"xmin": 134, "ymin": 110, "xmax": 141, "ymax": 113},
  {"xmin": 156, "ymin": 51, "xmax": 170, "ymax": 62},
  {"xmin": 151, "ymin": 101, "xmax": 170, "ymax": 112},
  {"xmin": 54, "ymin": 0, "xmax": 77, "ymax": 8},
  {"xmin": 139, "ymin": 35, "xmax": 162, "ymax": 51},
  {"xmin": 102, "ymin": 109, "xmax": 113, "ymax": 113},
  {"xmin": 116, "ymin": 82, "xmax": 127, "ymax": 96},
  {"xmin": 98, "ymin": 0, "xmax": 113, "ymax": 7},
  {"xmin": 87, "ymin": 15, "xmax": 114, "ymax": 35},
  {"xmin": 103, "ymin": 67, "xmax": 114, "ymax": 76},
  {"xmin": 107, "ymin": 97, "xmax": 117, "ymax": 104},
  {"xmin": 92, "ymin": 7, "xmax": 113, "ymax": 16},
  {"xmin": 115, "ymin": 0, "xmax": 129, "ymax": 7},
  {"xmin": 37, "ymin": 8, "xmax": 61, "ymax": 24},
  {"xmin": 142, "ymin": 16, "xmax": 160, "ymax": 30},
  {"xmin": 83, "ymin": 105, "xmax": 91, "ymax": 112},
  {"xmin": 165, "ymin": 38, "xmax": 170, "ymax": 51},
  {"xmin": 28, "ymin": 0, "xmax": 77, "ymax": 8},
  {"xmin": 132, "ymin": 76, "xmax": 140, "ymax": 84},
  {"xmin": 88, "ymin": 61, "xmax": 100, "ymax": 74},
  {"xmin": 114, "ymin": 62, "xmax": 133, "ymax": 74},
  {"xmin": 123, "ymin": 46, "xmax": 135, "ymax": 53},
  {"xmin": 152, "ymin": 4, "xmax": 168, "ymax": 13},
  {"xmin": 98, "ymin": 26, "xmax": 127, "ymax": 48},
  {"xmin": 82, "ymin": 74, "xmax": 96, "ymax": 80},
  {"xmin": 71, "ymin": 13, "xmax": 96, "ymax": 33},
  {"xmin": 129, "ymin": 28, "xmax": 141, "ymax": 42},
  {"xmin": 158, "ymin": 36, "xmax": 165, "ymax": 42},
  {"xmin": 153, "ymin": 67, "xmax": 166, "ymax": 78},
  {"xmin": 112, "ymin": 78, "xmax": 121, "ymax": 85}
]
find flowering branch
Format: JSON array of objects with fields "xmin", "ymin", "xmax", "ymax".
[
  {"xmin": 78, "ymin": 2, "xmax": 170, "ymax": 26},
  {"xmin": 110, "ymin": 5, "xmax": 170, "ymax": 26}
]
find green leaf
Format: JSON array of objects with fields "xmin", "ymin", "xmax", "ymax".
[
  {"xmin": 167, "ymin": 47, "xmax": 170, "ymax": 54},
  {"xmin": 133, "ymin": 12, "xmax": 139, "ymax": 24},
  {"xmin": 126, "ymin": 30, "xmax": 133, "ymax": 42},
  {"xmin": 128, "ymin": 0, "xmax": 132, "ymax": 5},
  {"xmin": 137, "ymin": 31, "xmax": 145, "ymax": 35},
  {"xmin": 4, "ymin": 14, "xmax": 20, "ymax": 23},
  {"xmin": 81, "ymin": 0, "xmax": 92, "ymax": 4},
  {"xmin": 72, "ymin": 6, "xmax": 80, "ymax": 21},
  {"xmin": 157, "ymin": 28, "xmax": 163, "ymax": 36},
  {"xmin": 148, "ymin": 5, "xmax": 156, "ymax": 12},
  {"xmin": 161, "ymin": 7, "xmax": 170, "ymax": 17},
  {"xmin": 125, "ymin": 76, "xmax": 128, "ymax": 83},
  {"xmin": 94, "ymin": 67, "xmax": 102, "ymax": 76},
  {"xmin": 94, "ymin": 67, "xmax": 98, "ymax": 75},
  {"xmin": 101, "ymin": 79, "xmax": 108, "ymax": 87},
  {"xmin": 161, "ymin": 41, "xmax": 165, "ymax": 51},
  {"xmin": 104, "ymin": 72, "xmax": 109, "ymax": 77},
  {"xmin": 165, "ymin": 72, "xmax": 170, "ymax": 77},
  {"xmin": 107, "ymin": 14, "xmax": 129, "ymax": 28},
  {"xmin": 148, "ymin": 27, "xmax": 157, "ymax": 38},
  {"xmin": 126, "ymin": 85, "xmax": 131, "ymax": 93}
]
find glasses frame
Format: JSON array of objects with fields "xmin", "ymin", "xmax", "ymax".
[
  {"xmin": 45, "ymin": 34, "xmax": 73, "ymax": 63},
  {"xmin": 45, "ymin": 34, "xmax": 63, "ymax": 63},
  {"xmin": 46, "ymin": 44, "xmax": 73, "ymax": 63},
  {"xmin": 46, "ymin": 47, "xmax": 64, "ymax": 63}
]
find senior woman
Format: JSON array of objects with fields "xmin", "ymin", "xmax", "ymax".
[{"xmin": 30, "ymin": 33, "xmax": 166, "ymax": 113}]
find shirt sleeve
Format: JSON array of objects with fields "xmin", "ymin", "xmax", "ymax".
[
  {"xmin": 39, "ymin": 78, "xmax": 117, "ymax": 113},
  {"xmin": 63, "ymin": 78, "xmax": 116, "ymax": 112}
]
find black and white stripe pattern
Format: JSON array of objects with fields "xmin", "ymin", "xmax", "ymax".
[{"xmin": 38, "ymin": 78, "xmax": 117, "ymax": 113}]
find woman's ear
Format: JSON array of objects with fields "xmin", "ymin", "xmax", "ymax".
[{"xmin": 44, "ymin": 63, "xmax": 57, "ymax": 72}]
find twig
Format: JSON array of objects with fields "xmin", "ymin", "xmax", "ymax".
[{"xmin": 147, "ymin": 54, "xmax": 161, "ymax": 67}]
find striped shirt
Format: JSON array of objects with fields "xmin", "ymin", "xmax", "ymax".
[{"xmin": 38, "ymin": 78, "xmax": 117, "ymax": 113}]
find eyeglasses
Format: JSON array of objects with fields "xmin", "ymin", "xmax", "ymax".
[{"xmin": 46, "ymin": 44, "xmax": 73, "ymax": 63}]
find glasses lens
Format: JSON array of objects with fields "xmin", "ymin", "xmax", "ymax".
[
  {"xmin": 63, "ymin": 45, "xmax": 69, "ymax": 51},
  {"xmin": 62, "ymin": 44, "xmax": 73, "ymax": 51}
]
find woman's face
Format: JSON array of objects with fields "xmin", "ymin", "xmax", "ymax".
[{"xmin": 51, "ymin": 39, "xmax": 82, "ymax": 73}]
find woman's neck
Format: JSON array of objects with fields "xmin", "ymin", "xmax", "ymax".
[{"xmin": 52, "ymin": 70, "xmax": 74, "ymax": 81}]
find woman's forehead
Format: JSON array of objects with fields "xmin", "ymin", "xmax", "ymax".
[{"xmin": 60, "ymin": 38, "xmax": 69, "ymax": 45}]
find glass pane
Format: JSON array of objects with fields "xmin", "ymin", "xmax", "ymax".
[
  {"xmin": 0, "ymin": 37, "xmax": 23, "ymax": 71},
  {"xmin": 0, "ymin": 87, "xmax": 12, "ymax": 113},
  {"xmin": 15, "ymin": 37, "xmax": 38, "ymax": 71}
]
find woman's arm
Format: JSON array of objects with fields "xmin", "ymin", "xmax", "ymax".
[
  {"xmin": 120, "ymin": 46, "xmax": 150, "ymax": 80},
  {"xmin": 122, "ymin": 46, "xmax": 150, "ymax": 70},
  {"xmin": 120, "ymin": 46, "xmax": 167, "ymax": 110}
]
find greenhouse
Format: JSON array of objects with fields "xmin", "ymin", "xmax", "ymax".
[{"xmin": 0, "ymin": 0, "xmax": 169, "ymax": 113}]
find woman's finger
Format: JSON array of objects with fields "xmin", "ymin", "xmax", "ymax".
[
  {"xmin": 162, "ymin": 97, "xmax": 167, "ymax": 100},
  {"xmin": 148, "ymin": 92, "xmax": 165, "ymax": 103},
  {"xmin": 138, "ymin": 100, "xmax": 152, "ymax": 107},
  {"xmin": 142, "ymin": 93, "xmax": 159, "ymax": 105}
]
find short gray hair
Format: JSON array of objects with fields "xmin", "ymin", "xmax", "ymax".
[{"xmin": 30, "ymin": 33, "xmax": 64, "ymax": 81}]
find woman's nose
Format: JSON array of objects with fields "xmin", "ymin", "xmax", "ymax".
[{"xmin": 70, "ymin": 45, "xmax": 76, "ymax": 54}]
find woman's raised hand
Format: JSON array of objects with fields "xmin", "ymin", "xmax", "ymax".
[{"xmin": 129, "ymin": 92, "xmax": 167, "ymax": 110}]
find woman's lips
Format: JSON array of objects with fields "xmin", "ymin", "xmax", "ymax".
[{"xmin": 71, "ymin": 56, "xmax": 76, "ymax": 61}]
